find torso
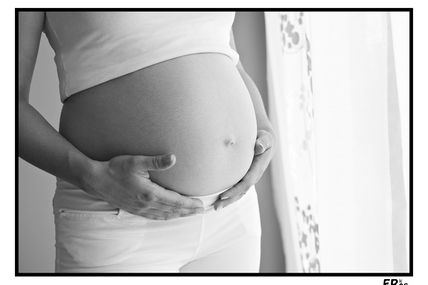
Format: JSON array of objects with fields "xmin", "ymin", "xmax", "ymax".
[{"xmin": 59, "ymin": 53, "xmax": 257, "ymax": 196}]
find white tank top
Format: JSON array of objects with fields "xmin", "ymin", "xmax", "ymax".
[{"xmin": 43, "ymin": 12, "xmax": 240, "ymax": 102}]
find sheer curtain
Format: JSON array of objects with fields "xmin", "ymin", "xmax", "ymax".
[{"xmin": 265, "ymin": 12, "xmax": 409, "ymax": 273}]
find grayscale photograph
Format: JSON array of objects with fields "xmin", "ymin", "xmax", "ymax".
[{"xmin": 17, "ymin": 9, "xmax": 411, "ymax": 275}]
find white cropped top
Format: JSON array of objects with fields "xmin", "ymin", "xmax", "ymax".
[{"xmin": 43, "ymin": 12, "xmax": 240, "ymax": 102}]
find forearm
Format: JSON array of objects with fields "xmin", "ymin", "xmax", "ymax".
[
  {"xmin": 18, "ymin": 100, "xmax": 96, "ymax": 190},
  {"xmin": 238, "ymin": 68, "xmax": 273, "ymax": 132}
]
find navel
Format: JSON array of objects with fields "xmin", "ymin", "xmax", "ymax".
[{"xmin": 224, "ymin": 137, "xmax": 237, "ymax": 147}]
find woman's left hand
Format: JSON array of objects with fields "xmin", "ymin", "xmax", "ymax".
[{"xmin": 213, "ymin": 129, "xmax": 276, "ymax": 210}]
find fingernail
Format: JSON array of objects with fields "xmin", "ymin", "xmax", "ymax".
[
  {"xmin": 161, "ymin": 154, "xmax": 175, "ymax": 166},
  {"xmin": 255, "ymin": 143, "xmax": 265, "ymax": 154},
  {"xmin": 192, "ymin": 198, "xmax": 203, "ymax": 207},
  {"xmin": 220, "ymin": 196, "xmax": 229, "ymax": 200}
]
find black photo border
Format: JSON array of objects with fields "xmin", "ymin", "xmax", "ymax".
[{"xmin": 15, "ymin": 7, "xmax": 413, "ymax": 277}]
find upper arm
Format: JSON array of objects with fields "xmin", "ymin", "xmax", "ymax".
[
  {"xmin": 19, "ymin": 11, "xmax": 45, "ymax": 102},
  {"xmin": 229, "ymin": 30, "xmax": 245, "ymax": 72}
]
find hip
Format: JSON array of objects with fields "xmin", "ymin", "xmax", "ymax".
[{"xmin": 53, "ymin": 182, "xmax": 261, "ymax": 272}]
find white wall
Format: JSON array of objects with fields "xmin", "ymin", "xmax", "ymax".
[{"xmin": 18, "ymin": 11, "xmax": 285, "ymax": 273}]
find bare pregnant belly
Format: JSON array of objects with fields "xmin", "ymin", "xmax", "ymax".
[{"xmin": 59, "ymin": 53, "xmax": 258, "ymax": 196}]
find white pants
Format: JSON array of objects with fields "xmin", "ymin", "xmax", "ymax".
[{"xmin": 53, "ymin": 181, "xmax": 262, "ymax": 273}]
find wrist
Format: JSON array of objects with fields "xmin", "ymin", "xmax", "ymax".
[{"xmin": 66, "ymin": 150, "xmax": 100, "ymax": 193}]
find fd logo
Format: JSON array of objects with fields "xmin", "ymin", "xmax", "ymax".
[{"xmin": 383, "ymin": 279, "xmax": 408, "ymax": 285}]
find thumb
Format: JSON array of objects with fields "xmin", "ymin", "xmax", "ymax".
[
  {"xmin": 133, "ymin": 153, "xmax": 177, "ymax": 171},
  {"xmin": 254, "ymin": 133, "xmax": 272, "ymax": 155},
  {"xmin": 254, "ymin": 140, "xmax": 266, "ymax": 156}
]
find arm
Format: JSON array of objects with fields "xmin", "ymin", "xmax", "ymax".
[
  {"xmin": 18, "ymin": 12, "xmax": 203, "ymax": 219},
  {"xmin": 18, "ymin": 12, "xmax": 95, "ymax": 190}
]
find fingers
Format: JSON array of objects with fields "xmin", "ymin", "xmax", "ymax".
[
  {"xmin": 218, "ymin": 155, "xmax": 263, "ymax": 202},
  {"xmin": 214, "ymin": 147, "xmax": 273, "ymax": 210},
  {"xmin": 146, "ymin": 180, "xmax": 204, "ymax": 209},
  {"xmin": 213, "ymin": 179, "xmax": 251, "ymax": 210},
  {"xmin": 254, "ymin": 130, "xmax": 274, "ymax": 155},
  {"xmin": 148, "ymin": 199, "xmax": 205, "ymax": 215},
  {"xmin": 132, "ymin": 206, "xmax": 205, "ymax": 220},
  {"xmin": 219, "ymin": 178, "xmax": 252, "ymax": 201},
  {"xmin": 112, "ymin": 182, "xmax": 205, "ymax": 219},
  {"xmin": 131, "ymin": 153, "xmax": 177, "ymax": 171}
]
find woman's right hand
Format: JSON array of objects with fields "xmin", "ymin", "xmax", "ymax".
[
  {"xmin": 85, "ymin": 153, "xmax": 205, "ymax": 220},
  {"xmin": 17, "ymin": 13, "xmax": 201, "ymax": 221}
]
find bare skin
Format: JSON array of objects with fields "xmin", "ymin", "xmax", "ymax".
[
  {"xmin": 59, "ymin": 53, "xmax": 258, "ymax": 196},
  {"xmin": 18, "ymin": 12, "xmax": 275, "ymax": 220}
]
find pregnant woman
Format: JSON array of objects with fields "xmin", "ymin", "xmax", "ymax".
[{"xmin": 18, "ymin": 11, "xmax": 275, "ymax": 273}]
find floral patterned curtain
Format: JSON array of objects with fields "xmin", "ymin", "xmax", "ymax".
[
  {"xmin": 265, "ymin": 12, "xmax": 320, "ymax": 272},
  {"xmin": 265, "ymin": 11, "xmax": 409, "ymax": 273}
]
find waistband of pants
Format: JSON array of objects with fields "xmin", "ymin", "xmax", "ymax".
[
  {"xmin": 53, "ymin": 177, "xmax": 233, "ymax": 212},
  {"xmin": 186, "ymin": 187, "xmax": 232, "ymax": 209}
]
